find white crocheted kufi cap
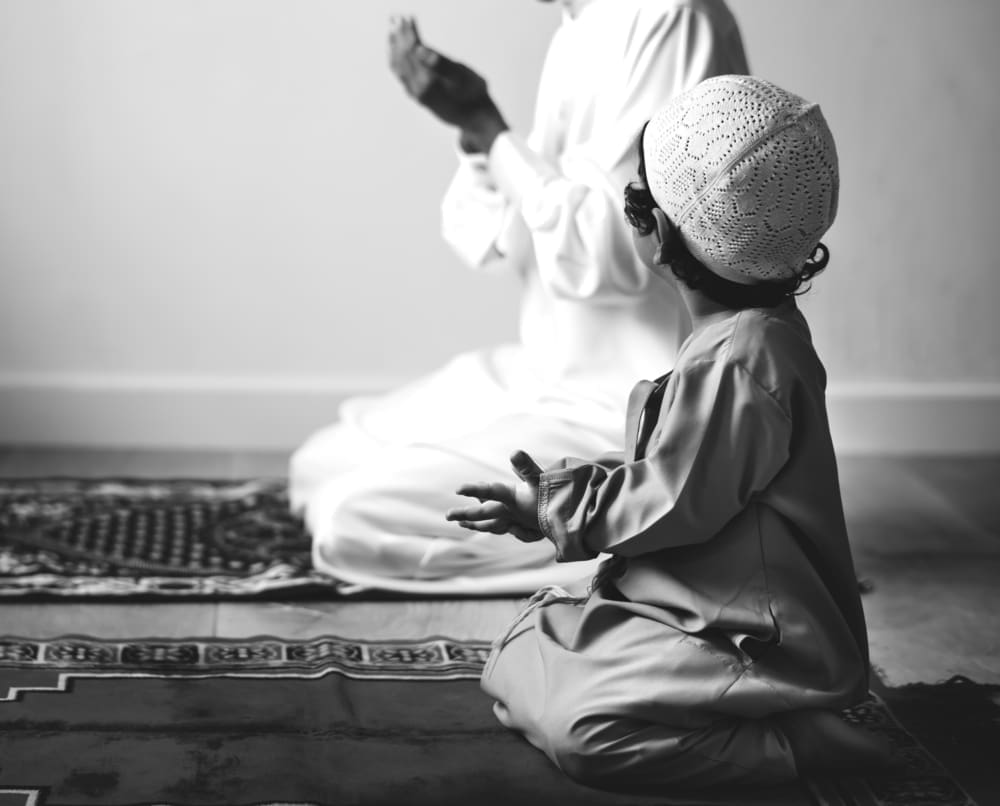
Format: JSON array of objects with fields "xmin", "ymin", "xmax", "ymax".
[{"xmin": 642, "ymin": 75, "xmax": 839, "ymax": 285}]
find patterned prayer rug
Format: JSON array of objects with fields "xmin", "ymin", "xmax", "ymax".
[
  {"xmin": 0, "ymin": 635, "xmax": 987, "ymax": 806},
  {"xmin": 0, "ymin": 479, "xmax": 341, "ymax": 598}
]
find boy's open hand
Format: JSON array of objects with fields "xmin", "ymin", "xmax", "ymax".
[{"xmin": 446, "ymin": 451, "xmax": 545, "ymax": 543}]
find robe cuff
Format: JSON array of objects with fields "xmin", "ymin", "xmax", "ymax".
[
  {"xmin": 537, "ymin": 469, "xmax": 599, "ymax": 563},
  {"xmin": 488, "ymin": 131, "xmax": 559, "ymax": 214},
  {"xmin": 455, "ymin": 144, "xmax": 492, "ymax": 177},
  {"xmin": 441, "ymin": 145, "xmax": 508, "ymax": 268}
]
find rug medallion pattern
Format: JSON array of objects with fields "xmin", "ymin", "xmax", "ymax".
[{"xmin": 0, "ymin": 479, "xmax": 340, "ymax": 598}]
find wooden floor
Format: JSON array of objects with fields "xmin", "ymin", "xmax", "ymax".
[{"xmin": 1, "ymin": 447, "xmax": 998, "ymax": 686}]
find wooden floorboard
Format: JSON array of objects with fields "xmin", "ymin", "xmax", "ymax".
[
  {"xmin": 2, "ymin": 602, "xmax": 219, "ymax": 639},
  {"xmin": 214, "ymin": 599, "xmax": 522, "ymax": 641}
]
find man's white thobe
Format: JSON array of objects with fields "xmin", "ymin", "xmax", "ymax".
[{"xmin": 291, "ymin": 0, "xmax": 749, "ymax": 593}]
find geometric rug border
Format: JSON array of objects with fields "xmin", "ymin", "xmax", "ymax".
[
  {"xmin": 0, "ymin": 634, "xmax": 493, "ymax": 702},
  {"xmin": 0, "ymin": 569, "xmax": 341, "ymax": 599}
]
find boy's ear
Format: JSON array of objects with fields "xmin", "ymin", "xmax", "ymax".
[{"xmin": 651, "ymin": 208, "xmax": 674, "ymax": 266}]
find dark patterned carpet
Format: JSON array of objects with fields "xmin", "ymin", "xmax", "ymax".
[
  {"xmin": 1, "ymin": 635, "xmax": 992, "ymax": 806},
  {"xmin": 0, "ymin": 479, "xmax": 341, "ymax": 598}
]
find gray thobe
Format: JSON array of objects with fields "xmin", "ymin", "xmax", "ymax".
[{"xmin": 482, "ymin": 300, "xmax": 869, "ymax": 790}]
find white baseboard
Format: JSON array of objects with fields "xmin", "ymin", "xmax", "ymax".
[
  {"xmin": 825, "ymin": 382, "xmax": 1000, "ymax": 455},
  {"xmin": 0, "ymin": 372, "xmax": 998, "ymax": 455}
]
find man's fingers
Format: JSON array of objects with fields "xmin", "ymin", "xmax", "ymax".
[
  {"xmin": 388, "ymin": 15, "xmax": 421, "ymax": 56},
  {"xmin": 394, "ymin": 15, "xmax": 417, "ymax": 49},
  {"xmin": 388, "ymin": 40, "xmax": 435, "ymax": 99},
  {"xmin": 387, "ymin": 15, "xmax": 412, "ymax": 52},
  {"xmin": 388, "ymin": 17, "xmax": 420, "ymax": 80},
  {"xmin": 406, "ymin": 17, "xmax": 424, "ymax": 46}
]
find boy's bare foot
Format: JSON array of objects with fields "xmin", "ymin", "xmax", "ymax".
[{"xmin": 775, "ymin": 709, "xmax": 895, "ymax": 775}]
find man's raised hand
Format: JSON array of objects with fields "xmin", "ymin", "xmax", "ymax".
[{"xmin": 387, "ymin": 15, "xmax": 508, "ymax": 152}]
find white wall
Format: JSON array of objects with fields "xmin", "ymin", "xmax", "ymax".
[
  {"xmin": 1, "ymin": 0, "xmax": 997, "ymax": 452},
  {"xmin": 728, "ymin": 0, "xmax": 1000, "ymax": 383}
]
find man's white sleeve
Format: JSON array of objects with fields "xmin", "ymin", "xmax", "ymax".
[{"xmin": 484, "ymin": 5, "xmax": 744, "ymax": 301}]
